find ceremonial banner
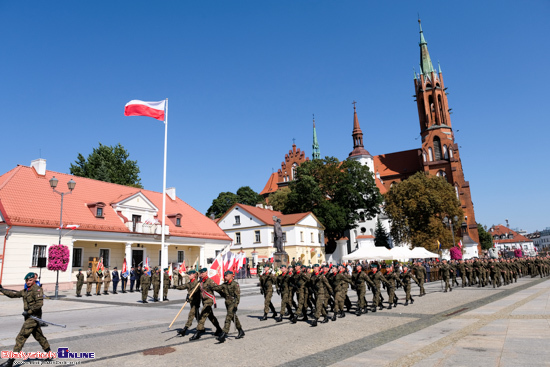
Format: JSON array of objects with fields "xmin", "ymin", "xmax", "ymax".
[{"xmin": 124, "ymin": 100, "xmax": 166, "ymax": 121}]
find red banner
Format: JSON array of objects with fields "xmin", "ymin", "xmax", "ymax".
[{"xmin": 250, "ymin": 268, "xmax": 257, "ymax": 275}]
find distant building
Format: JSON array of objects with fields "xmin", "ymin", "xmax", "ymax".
[
  {"xmin": 0, "ymin": 159, "xmax": 231, "ymax": 289},
  {"xmin": 217, "ymin": 203, "xmax": 325, "ymax": 265},
  {"xmin": 489, "ymin": 225, "xmax": 536, "ymax": 256},
  {"xmin": 526, "ymin": 228, "xmax": 550, "ymax": 251}
]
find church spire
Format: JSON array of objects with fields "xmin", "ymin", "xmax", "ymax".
[
  {"xmin": 312, "ymin": 114, "xmax": 321, "ymax": 160},
  {"xmin": 418, "ymin": 19, "xmax": 435, "ymax": 76},
  {"xmin": 349, "ymin": 102, "xmax": 371, "ymax": 158}
]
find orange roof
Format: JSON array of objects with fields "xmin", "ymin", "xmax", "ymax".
[
  {"xmin": 357, "ymin": 235, "xmax": 374, "ymax": 239},
  {"xmin": 490, "ymin": 225, "xmax": 532, "ymax": 244},
  {"xmin": 224, "ymin": 203, "xmax": 319, "ymax": 227},
  {"xmin": 374, "ymin": 149, "xmax": 422, "ymax": 178},
  {"xmin": 0, "ymin": 165, "xmax": 230, "ymax": 242},
  {"xmin": 260, "ymin": 172, "xmax": 278, "ymax": 196}
]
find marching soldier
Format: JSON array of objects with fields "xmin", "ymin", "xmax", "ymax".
[
  {"xmin": 369, "ymin": 264, "xmax": 389, "ymax": 312},
  {"xmin": 275, "ymin": 265, "xmax": 297, "ymax": 323},
  {"xmin": 458, "ymin": 259, "xmax": 467, "ymax": 287},
  {"xmin": 189, "ymin": 268, "xmax": 223, "ymax": 341},
  {"xmin": 176, "ymin": 270, "xmax": 200, "ymax": 336},
  {"xmin": 293, "ymin": 264, "xmax": 309, "ymax": 321},
  {"xmin": 384, "ymin": 266, "xmax": 402, "ymax": 309},
  {"xmin": 259, "ymin": 267, "xmax": 278, "ymax": 320},
  {"xmin": 163, "ymin": 268, "xmax": 170, "ymax": 301},
  {"xmin": 172, "ymin": 266, "xmax": 180, "ymax": 289},
  {"xmin": 103, "ymin": 267, "xmax": 111, "ymax": 295},
  {"xmin": 86, "ymin": 264, "xmax": 94, "ymax": 296},
  {"xmin": 413, "ymin": 262, "xmax": 427, "ymax": 296},
  {"xmin": 310, "ymin": 264, "xmax": 333, "ymax": 326},
  {"xmin": 400, "ymin": 266, "xmax": 418, "ymax": 306},
  {"xmin": 75, "ymin": 269, "xmax": 84, "ymax": 297},
  {"xmin": 333, "ymin": 264, "xmax": 352, "ymax": 318},
  {"xmin": 140, "ymin": 269, "xmax": 151, "ymax": 303},
  {"xmin": 351, "ymin": 264, "xmax": 374, "ymax": 316},
  {"xmin": 152, "ymin": 267, "xmax": 161, "ymax": 302},
  {"xmin": 440, "ymin": 259, "xmax": 453, "ymax": 292},
  {"xmin": 213, "ymin": 271, "xmax": 245, "ymax": 343},
  {"xmin": 0, "ymin": 274, "xmax": 53, "ymax": 367}
]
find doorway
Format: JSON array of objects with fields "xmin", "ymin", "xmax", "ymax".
[{"xmin": 132, "ymin": 249, "xmax": 144, "ymax": 268}]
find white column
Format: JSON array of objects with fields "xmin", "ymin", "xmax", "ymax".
[
  {"xmin": 199, "ymin": 246, "xmax": 205, "ymax": 269},
  {"xmin": 125, "ymin": 242, "xmax": 133, "ymax": 268}
]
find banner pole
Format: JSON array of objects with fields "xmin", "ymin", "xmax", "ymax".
[{"xmin": 160, "ymin": 98, "xmax": 168, "ymax": 296}]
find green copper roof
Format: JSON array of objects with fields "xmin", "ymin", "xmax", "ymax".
[
  {"xmin": 418, "ymin": 20, "xmax": 435, "ymax": 76},
  {"xmin": 312, "ymin": 116, "xmax": 321, "ymax": 160}
]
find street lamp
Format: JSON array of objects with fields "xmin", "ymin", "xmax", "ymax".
[
  {"xmin": 49, "ymin": 176, "xmax": 76, "ymax": 300},
  {"xmin": 443, "ymin": 215, "xmax": 459, "ymax": 247}
]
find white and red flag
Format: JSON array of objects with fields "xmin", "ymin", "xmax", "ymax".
[
  {"xmin": 236, "ymin": 252, "xmax": 245, "ymax": 272},
  {"xmin": 124, "ymin": 100, "xmax": 166, "ymax": 121},
  {"xmin": 457, "ymin": 240, "xmax": 463, "ymax": 249},
  {"xmin": 179, "ymin": 261, "xmax": 187, "ymax": 275},
  {"xmin": 208, "ymin": 253, "xmax": 224, "ymax": 285}
]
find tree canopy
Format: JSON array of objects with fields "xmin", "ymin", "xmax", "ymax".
[
  {"xmin": 284, "ymin": 157, "xmax": 383, "ymax": 254},
  {"xmin": 206, "ymin": 186, "xmax": 263, "ymax": 219},
  {"xmin": 384, "ymin": 172, "xmax": 464, "ymax": 252},
  {"xmin": 266, "ymin": 187, "xmax": 290, "ymax": 212},
  {"xmin": 374, "ymin": 218, "xmax": 391, "ymax": 248},
  {"xmin": 70, "ymin": 143, "xmax": 142, "ymax": 188},
  {"xmin": 477, "ymin": 223, "xmax": 494, "ymax": 250}
]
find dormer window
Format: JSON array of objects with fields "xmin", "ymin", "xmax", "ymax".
[
  {"xmin": 87, "ymin": 202, "xmax": 106, "ymax": 218},
  {"xmin": 167, "ymin": 213, "xmax": 182, "ymax": 227},
  {"xmin": 96, "ymin": 207, "xmax": 103, "ymax": 218},
  {"xmin": 176, "ymin": 218, "xmax": 181, "ymax": 226}
]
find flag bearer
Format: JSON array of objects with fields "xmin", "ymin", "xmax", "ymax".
[{"xmin": 213, "ymin": 271, "xmax": 244, "ymax": 343}]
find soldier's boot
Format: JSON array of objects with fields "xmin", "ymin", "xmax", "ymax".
[
  {"xmin": 275, "ymin": 316, "xmax": 283, "ymax": 322},
  {"xmin": 379, "ymin": 304, "xmax": 384, "ymax": 310},
  {"xmin": 290, "ymin": 314, "xmax": 298, "ymax": 324},
  {"xmin": 363, "ymin": 306, "xmax": 369, "ymax": 314},
  {"xmin": 311, "ymin": 318, "xmax": 318, "ymax": 327},
  {"xmin": 216, "ymin": 332, "xmax": 227, "ymax": 343},
  {"xmin": 355, "ymin": 308, "xmax": 362, "ymax": 316},
  {"xmin": 338, "ymin": 310, "xmax": 345, "ymax": 318},
  {"xmin": 411, "ymin": 297, "xmax": 415, "ymax": 304},
  {"xmin": 236, "ymin": 328, "xmax": 245, "ymax": 339},
  {"xmin": 261, "ymin": 313, "xmax": 268, "ymax": 321},
  {"xmin": 321, "ymin": 315, "xmax": 330, "ymax": 324},
  {"xmin": 449, "ymin": 287, "xmax": 452, "ymax": 292},
  {"xmin": 1, "ymin": 358, "xmax": 15, "ymax": 367},
  {"xmin": 394, "ymin": 297, "xmax": 398, "ymax": 307},
  {"xmin": 331, "ymin": 312, "xmax": 337, "ymax": 321},
  {"xmin": 143, "ymin": 300, "xmax": 148, "ymax": 304},
  {"xmin": 43, "ymin": 347, "xmax": 53, "ymax": 362},
  {"xmin": 387, "ymin": 304, "xmax": 393, "ymax": 310},
  {"xmin": 272, "ymin": 311, "xmax": 278, "ymax": 319},
  {"xmin": 404, "ymin": 300, "xmax": 409, "ymax": 306},
  {"xmin": 190, "ymin": 330, "xmax": 204, "ymax": 341},
  {"xmin": 104, "ymin": 291, "xmax": 109, "ymax": 295},
  {"xmin": 177, "ymin": 326, "xmax": 188, "ymax": 336},
  {"xmin": 371, "ymin": 306, "xmax": 377, "ymax": 313},
  {"xmin": 300, "ymin": 314, "xmax": 309, "ymax": 322}
]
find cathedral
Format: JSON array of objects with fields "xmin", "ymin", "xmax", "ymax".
[{"xmin": 260, "ymin": 21, "xmax": 480, "ymax": 259}]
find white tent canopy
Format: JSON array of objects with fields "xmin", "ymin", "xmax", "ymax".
[
  {"xmin": 410, "ymin": 247, "xmax": 439, "ymax": 259},
  {"xmin": 342, "ymin": 246, "xmax": 394, "ymax": 261},
  {"xmin": 389, "ymin": 246, "xmax": 415, "ymax": 260}
]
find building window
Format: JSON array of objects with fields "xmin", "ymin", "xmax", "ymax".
[
  {"xmin": 311, "ymin": 233, "xmax": 314, "ymax": 243},
  {"xmin": 177, "ymin": 250, "xmax": 185, "ymax": 263},
  {"xmin": 255, "ymin": 230, "xmax": 261, "ymax": 243},
  {"xmin": 428, "ymin": 148, "xmax": 433, "ymax": 162},
  {"xmin": 422, "ymin": 150, "xmax": 427, "ymax": 162},
  {"xmin": 132, "ymin": 215, "xmax": 141, "ymax": 232},
  {"xmin": 437, "ymin": 170, "xmax": 447, "ymax": 178},
  {"xmin": 443, "ymin": 145, "xmax": 449, "ymax": 159},
  {"xmin": 32, "ymin": 245, "xmax": 47, "ymax": 267},
  {"xmin": 99, "ymin": 249, "xmax": 110, "ymax": 267},
  {"xmin": 236, "ymin": 232, "xmax": 241, "ymax": 244},
  {"xmin": 235, "ymin": 215, "xmax": 240, "ymax": 225},
  {"xmin": 72, "ymin": 248, "xmax": 83, "ymax": 267},
  {"xmin": 96, "ymin": 207, "xmax": 103, "ymax": 218},
  {"xmin": 176, "ymin": 217, "xmax": 181, "ymax": 227},
  {"xmin": 292, "ymin": 163, "xmax": 298, "ymax": 180},
  {"xmin": 434, "ymin": 136, "xmax": 442, "ymax": 160},
  {"xmin": 449, "ymin": 148, "xmax": 453, "ymax": 158},
  {"xmin": 300, "ymin": 231, "xmax": 304, "ymax": 242}
]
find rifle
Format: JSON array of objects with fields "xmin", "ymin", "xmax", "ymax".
[
  {"xmin": 30, "ymin": 316, "xmax": 66, "ymax": 328},
  {"xmin": 168, "ymin": 282, "xmax": 200, "ymax": 330}
]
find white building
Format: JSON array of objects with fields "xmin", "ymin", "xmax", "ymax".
[
  {"xmin": 489, "ymin": 225, "xmax": 536, "ymax": 256},
  {"xmin": 0, "ymin": 159, "xmax": 231, "ymax": 290}
]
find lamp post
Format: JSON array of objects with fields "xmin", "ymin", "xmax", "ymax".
[
  {"xmin": 443, "ymin": 215, "xmax": 459, "ymax": 247},
  {"xmin": 49, "ymin": 176, "xmax": 76, "ymax": 300}
]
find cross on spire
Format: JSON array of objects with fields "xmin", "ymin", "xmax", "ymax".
[
  {"xmin": 292, "ymin": 138, "xmax": 296, "ymax": 145},
  {"xmin": 352, "ymin": 100, "xmax": 357, "ymax": 110}
]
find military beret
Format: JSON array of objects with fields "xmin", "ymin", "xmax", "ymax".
[
  {"xmin": 199, "ymin": 268, "xmax": 208, "ymax": 273},
  {"xmin": 163, "ymin": 268, "xmax": 168, "ymax": 271},
  {"xmin": 371, "ymin": 264, "xmax": 378, "ymax": 268},
  {"xmin": 78, "ymin": 268, "xmax": 82, "ymax": 271},
  {"xmin": 280, "ymin": 264, "xmax": 287, "ymax": 268},
  {"xmin": 296, "ymin": 262, "xmax": 301, "ymax": 266},
  {"xmin": 24, "ymin": 272, "xmax": 35, "ymax": 280},
  {"xmin": 313, "ymin": 264, "xmax": 320, "ymax": 268},
  {"xmin": 114, "ymin": 267, "xmax": 117, "ymax": 269},
  {"xmin": 188, "ymin": 270, "xmax": 197, "ymax": 275},
  {"xmin": 224, "ymin": 270, "xmax": 234, "ymax": 276}
]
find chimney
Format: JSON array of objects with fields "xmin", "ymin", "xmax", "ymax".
[
  {"xmin": 31, "ymin": 159, "xmax": 47, "ymax": 176},
  {"xmin": 166, "ymin": 187, "xmax": 176, "ymax": 201}
]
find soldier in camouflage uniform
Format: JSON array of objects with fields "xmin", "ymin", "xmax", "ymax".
[
  {"xmin": 351, "ymin": 264, "xmax": 374, "ymax": 316},
  {"xmin": 259, "ymin": 267, "xmax": 278, "ymax": 320},
  {"xmin": 140, "ymin": 270, "xmax": 151, "ymax": 303},
  {"xmin": 75, "ymin": 268, "xmax": 84, "ymax": 297},
  {"xmin": 333, "ymin": 264, "xmax": 352, "ymax": 318},
  {"xmin": 176, "ymin": 270, "xmax": 200, "ymax": 336},
  {"xmin": 0, "ymin": 273, "xmax": 52, "ymax": 367},
  {"xmin": 440, "ymin": 259, "xmax": 453, "ymax": 292},
  {"xmin": 310, "ymin": 264, "xmax": 333, "ymax": 326},
  {"xmin": 275, "ymin": 265, "xmax": 297, "ymax": 323},
  {"xmin": 293, "ymin": 263, "xmax": 309, "ymax": 321},
  {"xmin": 163, "ymin": 268, "xmax": 170, "ymax": 301},
  {"xmin": 369, "ymin": 264, "xmax": 389, "ymax": 312},
  {"xmin": 103, "ymin": 267, "xmax": 111, "ymax": 295},
  {"xmin": 189, "ymin": 268, "xmax": 223, "ymax": 341},
  {"xmin": 400, "ymin": 266, "xmax": 419, "ymax": 306},
  {"xmin": 86, "ymin": 264, "xmax": 94, "ymax": 296},
  {"xmin": 384, "ymin": 266, "xmax": 402, "ymax": 309},
  {"xmin": 95, "ymin": 267, "xmax": 103, "ymax": 295},
  {"xmin": 413, "ymin": 262, "xmax": 427, "ymax": 296},
  {"xmin": 152, "ymin": 267, "xmax": 161, "ymax": 302},
  {"xmin": 213, "ymin": 271, "xmax": 244, "ymax": 343}
]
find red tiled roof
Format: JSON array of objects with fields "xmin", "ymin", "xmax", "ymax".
[
  {"xmin": 374, "ymin": 149, "xmax": 423, "ymax": 178},
  {"xmin": 490, "ymin": 225, "xmax": 532, "ymax": 244},
  {"xmin": 0, "ymin": 165, "xmax": 230, "ymax": 242},
  {"xmin": 224, "ymin": 203, "xmax": 320, "ymax": 227},
  {"xmin": 260, "ymin": 172, "xmax": 278, "ymax": 196},
  {"xmin": 357, "ymin": 235, "xmax": 374, "ymax": 239}
]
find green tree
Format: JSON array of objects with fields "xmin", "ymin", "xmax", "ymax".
[
  {"xmin": 206, "ymin": 186, "xmax": 264, "ymax": 219},
  {"xmin": 477, "ymin": 223, "xmax": 494, "ymax": 250},
  {"xmin": 70, "ymin": 143, "xmax": 142, "ymax": 187},
  {"xmin": 384, "ymin": 172, "xmax": 463, "ymax": 252},
  {"xmin": 284, "ymin": 157, "xmax": 383, "ymax": 254},
  {"xmin": 267, "ymin": 187, "xmax": 290, "ymax": 212},
  {"xmin": 374, "ymin": 218, "xmax": 390, "ymax": 248}
]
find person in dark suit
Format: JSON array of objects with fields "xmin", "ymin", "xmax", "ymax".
[
  {"xmin": 130, "ymin": 267, "xmax": 136, "ymax": 292},
  {"xmin": 112, "ymin": 267, "xmax": 120, "ymax": 294},
  {"xmin": 136, "ymin": 265, "xmax": 143, "ymax": 291}
]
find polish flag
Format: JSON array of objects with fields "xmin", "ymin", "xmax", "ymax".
[
  {"xmin": 124, "ymin": 100, "xmax": 165, "ymax": 121},
  {"xmin": 122, "ymin": 258, "xmax": 129, "ymax": 277},
  {"xmin": 144, "ymin": 257, "xmax": 151, "ymax": 276},
  {"xmin": 208, "ymin": 254, "xmax": 224, "ymax": 285},
  {"xmin": 179, "ymin": 261, "xmax": 187, "ymax": 275},
  {"xmin": 458, "ymin": 240, "xmax": 463, "ymax": 249},
  {"xmin": 237, "ymin": 252, "xmax": 245, "ymax": 272},
  {"xmin": 227, "ymin": 253, "xmax": 236, "ymax": 273},
  {"xmin": 269, "ymin": 253, "xmax": 274, "ymax": 263}
]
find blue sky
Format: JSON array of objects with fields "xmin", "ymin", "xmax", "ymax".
[{"xmin": 1, "ymin": 1, "xmax": 549, "ymax": 233}]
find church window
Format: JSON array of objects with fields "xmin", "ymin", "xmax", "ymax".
[
  {"xmin": 433, "ymin": 136, "xmax": 442, "ymax": 160},
  {"xmin": 437, "ymin": 170, "xmax": 447, "ymax": 178},
  {"xmin": 455, "ymin": 184, "xmax": 459, "ymax": 200},
  {"xmin": 449, "ymin": 149, "xmax": 453, "ymax": 158},
  {"xmin": 292, "ymin": 163, "xmax": 298, "ymax": 180},
  {"xmin": 428, "ymin": 148, "xmax": 433, "ymax": 161},
  {"xmin": 443, "ymin": 145, "xmax": 448, "ymax": 159},
  {"xmin": 422, "ymin": 150, "xmax": 427, "ymax": 162}
]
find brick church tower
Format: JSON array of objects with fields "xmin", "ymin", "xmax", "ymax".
[{"xmin": 414, "ymin": 20, "xmax": 479, "ymax": 246}]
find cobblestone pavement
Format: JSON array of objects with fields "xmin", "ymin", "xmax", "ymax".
[{"xmin": 0, "ymin": 276, "xmax": 548, "ymax": 366}]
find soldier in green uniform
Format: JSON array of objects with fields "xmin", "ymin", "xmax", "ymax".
[
  {"xmin": 384, "ymin": 266, "xmax": 402, "ymax": 309},
  {"xmin": 75, "ymin": 269, "xmax": 84, "ymax": 297},
  {"xmin": 152, "ymin": 267, "xmax": 161, "ymax": 302},
  {"xmin": 275, "ymin": 265, "xmax": 297, "ymax": 323},
  {"xmin": 310, "ymin": 264, "xmax": 333, "ymax": 326},
  {"xmin": 333, "ymin": 264, "xmax": 352, "ymax": 317},
  {"xmin": 259, "ymin": 267, "xmax": 278, "ymax": 320},
  {"xmin": 399, "ymin": 266, "xmax": 418, "ymax": 306},
  {"xmin": 189, "ymin": 268, "xmax": 223, "ymax": 341},
  {"xmin": 176, "ymin": 270, "xmax": 200, "ymax": 336},
  {"xmin": 140, "ymin": 269, "xmax": 151, "ymax": 303},
  {"xmin": 369, "ymin": 264, "xmax": 389, "ymax": 312},
  {"xmin": 95, "ymin": 267, "xmax": 103, "ymax": 296},
  {"xmin": 163, "ymin": 268, "xmax": 170, "ymax": 301},
  {"xmin": 0, "ymin": 273, "xmax": 52, "ymax": 367},
  {"xmin": 440, "ymin": 259, "xmax": 453, "ymax": 292},
  {"xmin": 213, "ymin": 271, "xmax": 245, "ymax": 343},
  {"xmin": 86, "ymin": 264, "xmax": 94, "ymax": 296},
  {"xmin": 351, "ymin": 264, "xmax": 374, "ymax": 316},
  {"xmin": 293, "ymin": 263, "xmax": 309, "ymax": 321},
  {"xmin": 103, "ymin": 267, "xmax": 111, "ymax": 295},
  {"xmin": 413, "ymin": 262, "xmax": 427, "ymax": 296}
]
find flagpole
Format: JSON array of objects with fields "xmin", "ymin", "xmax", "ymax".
[{"xmin": 160, "ymin": 98, "xmax": 168, "ymax": 297}]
